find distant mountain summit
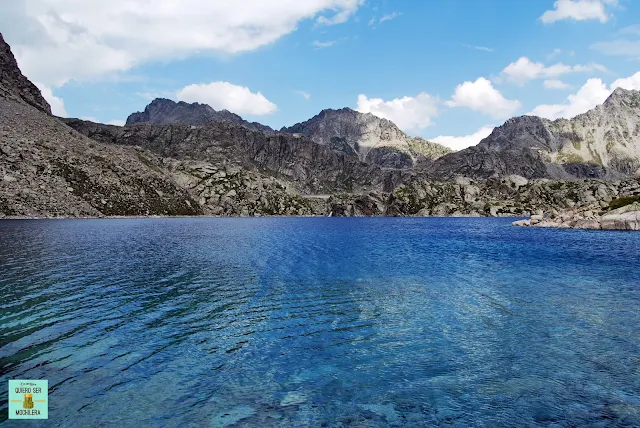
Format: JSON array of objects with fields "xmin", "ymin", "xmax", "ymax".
[
  {"xmin": 429, "ymin": 87, "xmax": 640, "ymax": 180},
  {"xmin": 281, "ymin": 108, "xmax": 452, "ymax": 169},
  {"xmin": 126, "ymin": 98, "xmax": 274, "ymax": 133},
  {"xmin": 0, "ymin": 33, "xmax": 51, "ymax": 114}
]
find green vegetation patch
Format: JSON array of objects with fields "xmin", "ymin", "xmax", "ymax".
[
  {"xmin": 556, "ymin": 152, "xmax": 584, "ymax": 164},
  {"xmin": 608, "ymin": 195, "xmax": 640, "ymax": 210}
]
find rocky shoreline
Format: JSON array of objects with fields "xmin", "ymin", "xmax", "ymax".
[{"xmin": 513, "ymin": 200, "xmax": 640, "ymax": 231}]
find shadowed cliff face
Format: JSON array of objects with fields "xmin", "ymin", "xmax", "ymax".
[
  {"xmin": 0, "ymin": 33, "xmax": 51, "ymax": 115},
  {"xmin": 430, "ymin": 89, "xmax": 640, "ymax": 180},
  {"xmin": 126, "ymin": 98, "xmax": 275, "ymax": 134},
  {"xmin": 61, "ymin": 118, "xmax": 410, "ymax": 194},
  {"xmin": 281, "ymin": 107, "xmax": 451, "ymax": 168}
]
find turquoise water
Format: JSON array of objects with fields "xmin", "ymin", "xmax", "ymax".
[{"xmin": 0, "ymin": 217, "xmax": 639, "ymax": 427}]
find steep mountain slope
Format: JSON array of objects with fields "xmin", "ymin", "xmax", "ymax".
[
  {"xmin": 0, "ymin": 33, "xmax": 50, "ymax": 114},
  {"xmin": 62, "ymin": 118, "xmax": 408, "ymax": 194},
  {"xmin": 430, "ymin": 89, "xmax": 640, "ymax": 180},
  {"xmin": 281, "ymin": 108, "xmax": 451, "ymax": 168},
  {"xmin": 0, "ymin": 33, "xmax": 201, "ymax": 217},
  {"xmin": 126, "ymin": 98, "xmax": 274, "ymax": 133}
]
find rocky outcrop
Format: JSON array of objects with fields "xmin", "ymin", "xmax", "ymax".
[
  {"xmin": 386, "ymin": 175, "xmax": 640, "ymax": 217},
  {"xmin": 281, "ymin": 108, "xmax": 451, "ymax": 168},
  {"xmin": 62, "ymin": 118, "xmax": 409, "ymax": 194},
  {"xmin": 513, "ymin": 196, "xmax": 640, "ymax": 230},
  {"xmin": 126, "ymin": 98, "xmax": 274, "ymax": 133},
  {"xmin": 167, "ymin": 160, "xmax": 326, "ymax": 216},
  {"xmin": 429, "ymin": 89, "xmax": 640, "ymax": 180},
  {"xmin": 0, "ymin": 33, "xmax": 51, "ymax": 115}
]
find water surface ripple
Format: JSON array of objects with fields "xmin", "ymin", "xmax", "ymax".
[{"xmin": 1, "ymin": 218, "xmax": 639, "ymax": 426}]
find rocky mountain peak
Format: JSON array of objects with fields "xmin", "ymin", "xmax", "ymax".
[
  {"xmin": 281, "ymin": 107, "xmax": 451, "ymax": 168},
  {"xmin": 603, "ymin": 87, "xmax": 640, "ymax": 108},
  {"xmin": 429, "ymin": 88, "xmax": 640, "ymax": 180},
  {"xmin": 126, "ymin": 98, "xmax": 274, "ymax": 133},
  {"xmin": 0, "ymin": 32, "xmax": 51, "ymax": 115}
]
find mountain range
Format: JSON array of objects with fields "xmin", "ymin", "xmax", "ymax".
[
  {"xmin": 1, "ymin": 31, "xmax": 639, "ymax": 218},
  {"xmin": 123, "ymin": 91, "xmax": 640, "ymax": 181}
]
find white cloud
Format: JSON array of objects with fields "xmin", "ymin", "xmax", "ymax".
[
  {"xmin": 547, "ymin": 48, "xmax": 563, "ymax": 59},
  {"xmin": 368, "ymin": 11, "xmax": 402, "ymax": 27},
  {"xmin": 296, "ymin": 90, "xmax": 311, "ymax": 100},
  {"xmin": 34, "ymin": 82, "xmax": 67, "ymax": 116},
  {"xmin": 611, "ymin": 71, "xmax": 640, "ymax": 91},
  {"xmin": 539, "ymin": 0, "xmax": 616, "ymax": 24},
  {"xmin": 501, "ymin": 56, "xmax": 607, "ymax": 85},
  {"xmin": 356, "ymin": 92, "xmax": 439, "ymax": 131},
  {"xmin": 316, "ymin": 0, "xmax": 364, "ymax": 25},
  {"xmin": 544, "ymin": 79, "xmax": 571, "ymax": 89},
  {"xmin": 379, "ymin": 12, "xmax": 402, "ymax": 24},
  {"xmin": 590, "ymin": 39, "xmax": 640, "ymax": 60},
  {"xmin": 620, "ymin": 25, "xmax": 640, "ymax": 36},
  {"xmin": 529, "ymin": 78, "xmax": 610, "ymax": 119},
  {"xmin": 431, "ymin": 126, "xmax": 495, "ymax": 151},
  {"xmin": 177, "ymin": 82, "xmax": 277, "ymax": 116},
  {"xmin": 312, "ymin": 40, "xmax": 337, "ymax": 48},
  {"xmin": 464, "ymin": 44, "xmax": 493, "ymax": 52},
  {"xmin": 445, "ymin": 77, "xmax": 521, "ymax": 119},
  {"xmin": 528, "ymin": 72, "xmax": 640, "ymax": 120},
  {"xmin": 1, "ymin": 0, "xmax": 364, "ymax": 87},
  {"xmin": 107, "ymin": 119, "xmax": 125, "ymax": 126}
]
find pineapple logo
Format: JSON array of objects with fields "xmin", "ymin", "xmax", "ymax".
[{"xmin": 23, "ymin": 393, "xmax": 34, "ymax": 409}]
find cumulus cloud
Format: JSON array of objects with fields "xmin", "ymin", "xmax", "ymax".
[
  {"xmin": 431, "ymin": 126, "xmax": 495, "ymax": 151},
  {"xmin": 528, "ymin": 72, "xmax": 640, "ymax": 120},
  {"xmin": 0, "ymin": 0, "xmax": 364, "ymax": 87},
  {"xmin": 544, "ymin": 79, "xmax": 571, "ymax": 89},
  {"xmin": 501, "ymin": 57, "xmax": 606, "ymax": 85},
  {"xmin": 177, "ymin": 82, "xmax": 277, "ymax": 116},
  {"xmin": 539, "ymin": 0, "xmax": 617, "ymax": 24},
  {"xmin": 107, "ymin": 119, "xmax": 125, "ymax": 126},
  {"xmin": 611, "ymin": 72, "xmax": 640, "ymax": 91},
  {"xmin": 356, "ymin": 93, "xmax": 438, "ymax": 131},
  {"xmin": 529, "ymin": 78, "xmax": 610, "ymax": 119},
  {"xmin": 445, "ymin": 77, "xmax": 521, "ymax": 119},
  {"xmin": 34, "ymin": 82, "xmax": 67, "ymax": 116}
]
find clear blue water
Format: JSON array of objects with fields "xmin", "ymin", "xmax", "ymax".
[{"xmin": 0, "ymin": 217, "xmax": 639, "ymax": 427}]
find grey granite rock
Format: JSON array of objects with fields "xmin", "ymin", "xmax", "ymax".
[
  {"xmin": 0, "ymin": 33, "xmax": 51, "ymax": 114},
  {"xmin": 126, "ymin": 98, "xmax": 275, "ymax": 134},
  {"xmin": 281, "ymin": 108, "xmax": 451, "ymax": 168},
  {"xmin": 62, "ymin": 118, "xmax": 409, "ymax": 195},
  {"xmin": 513, "ymin": 199, "xmax": 640, "ymax": 230},
  {"xmin": 429, "ymin": 89, "xmax": 640, "ymax": 180}
]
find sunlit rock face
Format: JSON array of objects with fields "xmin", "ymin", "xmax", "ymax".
[{"xmin": 281, "ymin": 107, "xmax": 451, "ymax": 168}]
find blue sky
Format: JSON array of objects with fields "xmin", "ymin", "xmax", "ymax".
[{"xmin": 2, "ymin": 0, "xmax": 640, "ymax": 149}]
